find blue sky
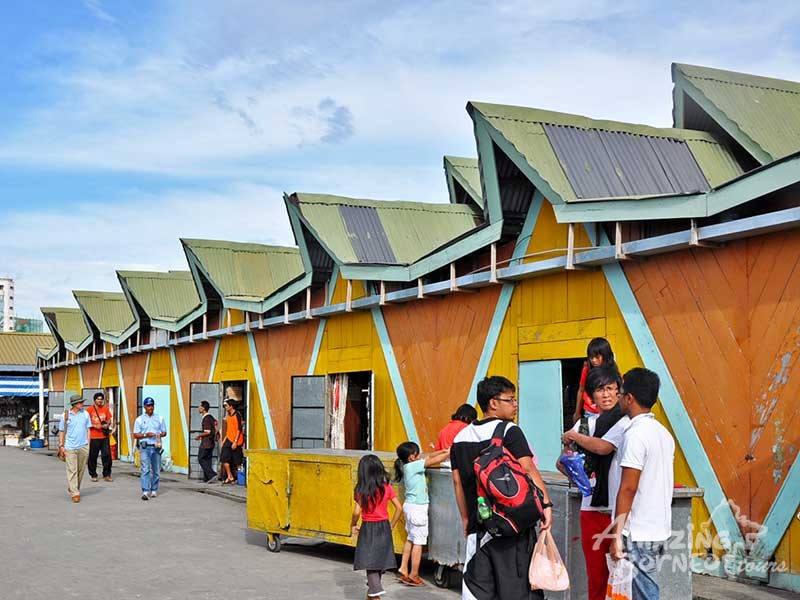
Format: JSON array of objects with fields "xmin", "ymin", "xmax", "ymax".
[{"xmin": 2, "ymin": 1, "xmax": 799, "ymax": 319}]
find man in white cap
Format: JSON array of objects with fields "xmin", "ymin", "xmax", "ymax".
[
  {"xmin": 133, "ymin": 396, "xmax": 167, "ymax": 501},
  {"xmin": 58, "ymin": 394, "xmax": 92, "ymax": 503}
]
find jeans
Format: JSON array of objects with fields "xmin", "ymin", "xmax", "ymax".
[
  {"xmin": 140, "ymin": 446, "xmax": 161, "ymax": 492},
  {"xmin": 624, "ymin": 537, "xmax": 666, "ymax": 600}
]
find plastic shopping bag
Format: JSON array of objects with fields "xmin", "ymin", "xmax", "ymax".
[
  {"xmin": 529, "ymin": 529, "xmax": 570, "ymax": 591},
  {"xmin": 558, "ymin": 450, "xmax": 593, "ymax": 496},
  {"xmin": 605, "ymin": 555, "xmax": 633, "ymax": 600}
]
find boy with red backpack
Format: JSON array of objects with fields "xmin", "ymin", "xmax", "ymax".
[{"xmin": 451, "ymin": 376, "xmax": 553, "ymax": 600}]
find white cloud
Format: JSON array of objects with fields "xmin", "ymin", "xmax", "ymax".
[
  {"xmin": 0, "ymin": 183, "xmax": 294, "ymax": 319},
  {"xmin": 3, "ymin": 1, "xmax": 798, "ymax": 178}
]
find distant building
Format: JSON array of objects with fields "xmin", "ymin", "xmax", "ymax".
[{"xmin": 0, "ymin": 278, "xmax": 14, "ymax": 333}]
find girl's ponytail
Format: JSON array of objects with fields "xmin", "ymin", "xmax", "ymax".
[{"xmin": 394, "ymin": 441, "xmax": 420, "ymax": 483}]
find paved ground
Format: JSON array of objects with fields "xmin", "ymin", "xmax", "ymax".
[{"xmin": 1, "ymin": 448, "xmax": 456, "ymax": 600}]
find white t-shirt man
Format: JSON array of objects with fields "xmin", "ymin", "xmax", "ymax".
[
  {"xmin": 609, "ymin": 413, "xmax": 675, "ymax": 541},
  {"xmin": 570, "ymin": 415, "xmax": 630, "ymax": 511}
]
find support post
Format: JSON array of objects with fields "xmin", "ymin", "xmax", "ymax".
[
  {"xmin": 490, "ymin": 243, "xmax": 498, "ymax": 283},
  {"xmin": 38, "ymin": 372, "xmax": 44, "ymax": 439},
  {"xmin": 417, "ymin": 278, "xmax": 424, "ymax": 299},
  {"xmin": 615, "ymin": 221, "xmax": 626, "ymax": 260},
  {"xmin": 202, "ymin": 314, "xmax": 208, "ymax": 340},
  {"xmin": 346, "ymin": 279, "xmax": 352, "ymax": 312},
  {"xmin": 284, "ymin": 301, "xmax": 290, "ymax": 324},
  {"xmin": 306, "ymin": 287, "xmax": 313, "ymax": 320},
  {"xmin": 380, "ymin": 281, "xmax": 386, "ymax": 306},
  {"xmin": 189, "ymin": 322, "xmax": 194, "ymax": 342},
  {"xmin": 567, "ymin": 223, "xmax": 576, "ymax": 270},
  {"xmin": 245, "ymin": 311, "xmax": 251, "ymax": 332}
]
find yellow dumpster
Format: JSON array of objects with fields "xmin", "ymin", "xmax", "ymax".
[{"xmin": 246, "ymin": 448, "xmax": 406, "ymax": 553}]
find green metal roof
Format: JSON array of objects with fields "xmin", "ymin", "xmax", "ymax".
[
  {"xmin": 116, "ymin": 270, "xmax": 203, "ymax": 330},
  {"xmin": 40, "ymin": 307, "xmax": 92, "ymax": 353},
  {"xmin": 182, "ymin": 239, "xmax": 305, "ymax": 304},
  {"xmin": 73, "ymin": 290, "xmax": 137, "ymax": 343},
  {"xmin": 0, "ymin": 332, "xmax": 55, "ymax": 367},
  {"xmin": 468, "ymin": 101, "xmax": 743, "ymax": 202},
  {"xmin": 444, "ymin": 156, "xmax": 484, "ymax": 209},
  {"xmin": 289, "ymin": 193, "xmax": 481, "ymax": 265},
  {"xmin": 674, "ymin": 63, "xmax": 800, "ymax": 162}
]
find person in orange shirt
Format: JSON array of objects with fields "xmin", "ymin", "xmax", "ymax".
[
  {"xmin": 435, "ymin": 404, "xmax": 477, "ymax": 451},
  {"xmin": 219, "ymin": 399, "xmax": 244, "ymax": 484},
  {"xmin": 87, "ymin": 392, "xmax": 114, "ymax": 482}
]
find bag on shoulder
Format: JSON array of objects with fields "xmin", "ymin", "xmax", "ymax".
[{"xmin": 473, "ymin": 421, "xmax": 544, "ymax": 536}]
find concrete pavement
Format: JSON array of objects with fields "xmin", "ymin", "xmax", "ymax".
[{"xmin": 1, "ymin": 447, "xmax": 456, "ymax": 600}]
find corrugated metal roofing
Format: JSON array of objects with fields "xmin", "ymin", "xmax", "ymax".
[
  {"xmin": 40, "ymin": 307, "xmax": 91, "ymax": 348},
  {"xmin": 444, "ymin": 156, "xmax": 484, "ymax": 209},
  {"xmin": 290, "ymin": 193, "xmax": 480, "ymax": 265},
  {"xmin": 675, "ymin": 63, "xmax": 800, "ymax": 161},
  {"xmin": 339, "ymin": 205, "xmax": 398, "ymax": 263},
  {"xmin": 543, "ymin": 124, "xmax": 710, "ymax": 199},
  {"xmin": 0, "ymin": 332, "xmax": 55, "ymax": 367},
  {"xmin": 117, "ymin": 270, "xmax": 202, "ymax": 323},
  {"xmin": 182, "ymin": 239, "xmax": 305, "ymax": 302},
  {"xmin": 468, "ymin": 102, "xmax": 743, "ymax": 201},
  {"xmin": 73, "ymin": 291, "xmax": 136, "ymax": 338}
]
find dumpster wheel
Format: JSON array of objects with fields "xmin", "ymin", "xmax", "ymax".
[
  {"xmin": 266, "ymin": 533, "xmax": 281, "ymax": 553},
  {"xmin": 433, "ymin": 564, "xmax": 451, "ymax": 588}
]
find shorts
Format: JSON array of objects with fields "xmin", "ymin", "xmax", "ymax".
[
  {"xmin": 219, "ymin": 439, "xmax": 241, "ymax": 466},
  {"xmin": 403, "ymin": 502, "xmax": 429, "ymax": 545}
]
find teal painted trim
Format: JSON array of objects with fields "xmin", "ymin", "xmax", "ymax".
[
  {"xmin": 370, "ymin": 306, "xmax": 419, "ymax": 443},
  {"xmin": 475, "ymin": 111, "xmax": 567, "ymax": 205},
  {"xmin": 208, "ymin": 339, "xmax": 220, "ymax": 382},
  {"xmin": 553, "ymin": 194, "xmax": 707, "ymax": 223},
  {"xmin": 100, "ymin": 321, "xmax": 139, "ymax": 346},
  {"xmin": 408, "ymin": 221, "xmax": 503, "ymax": 280},
  {"xmin": 751, "ymin": 452, "xmax": 800, "ymax": 560},
  {"xmin": 285, "ymin": 198, "xmax": 320, "ymax": 273},
  {"xmin": 444, "ymin": 156, "xmax": 484, "ymax": 211},
  {"xmin": 708, "ymin": 153, "xmax": 800, "ymax": 215},
  {"xmin": 116, "ymin": 356, "xmax": 134, "ymax": 460},
  {"xmin": 588, "ymin": 225, "xmax": 745, "ymax": 552},
  {"xmin": 473, "ymin": 115, "xmax": 504, "ymax": 223},
  {"xmin": 247, "ymin": 331, "xmax": 277, "ymax": 448},
  {"xmin": 467, "ymin": 191, "xmax": 544, "ymax": 401},
  {"xmin": 169, "ymin": 348, "xmax": 190, "ymax": 452},
  {"xmin": 307, "ymin": 265, "xmax": 339, "ymax": 375},
  {"xmin": 288, "ymin": 200, "xmax": 347, "ymax": 267},
  {"xmin": 675, "ymin": 77, "xmax": 772, "ymax": 165},
  {"xmin": 769, "ymin": 572, "xmax": 800, "ymax": 594}
]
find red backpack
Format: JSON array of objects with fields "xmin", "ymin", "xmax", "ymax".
[{"xmin": 473, "ymin": 421, "xmax": 545, "ymax": 536}]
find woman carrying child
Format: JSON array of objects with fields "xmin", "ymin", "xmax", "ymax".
[
  {"xmin": 351, "ymin": 454, "xmax": 403, "ymax": 599},
  {"xmin": 572, "ymin": 337, "xmax": 619, "ymax": 425},
  {"xmin": 394, "ymin": 441, "xmax": 450, "ymax": 587}
]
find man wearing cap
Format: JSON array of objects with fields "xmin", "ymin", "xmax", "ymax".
[
  {"xmin": 133, "ymin": 397, "xmax": 167, "ymax": 501},
  {"xmin": 58, "ymin": 394, "xmax": 93, "ymax": 503}
]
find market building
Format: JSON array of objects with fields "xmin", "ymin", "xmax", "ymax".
[
  {"xmin": 0, "ymin": 332, "xmax": 53, "ymax": 445},
  {"xmin": 36, "ymin": 63, "xmax": 800, "ymax": 592}
]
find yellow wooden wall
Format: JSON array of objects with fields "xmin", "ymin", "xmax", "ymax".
[
  {"xmin": 99, "ymin": 358, "xmax": 129, "ymax": 458},
  {"xmin": 145, "ymin": 349, "xmax": 188, "ymax": 469},
  {"xmin": 64, "ymin": 365, "xmax": 81, "ymax": 396},
  {"xmin": 488, "ymin": 201, "xmax": 711, "ymax": 553},
  {"xmin": 211, "ymin": 334, "xmax": 268, "ymax": 450},
  {"xmin": 314, "ymin": 277, "xmax": 407, "ymax": 452}
]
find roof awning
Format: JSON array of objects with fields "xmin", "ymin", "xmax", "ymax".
[{"xmin": 0, "ymin": 376, "xmax": 47, "ymax": 397}]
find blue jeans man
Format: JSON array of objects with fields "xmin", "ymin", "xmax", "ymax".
[
  {"xmin": 625, "ymin": 538, "xmax": 666, "ymax": 600},
  {"xmin": 140, "ymin": 445, "xmax": 161, "ymax": 499}
]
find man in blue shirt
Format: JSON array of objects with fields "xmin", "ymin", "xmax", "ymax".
[
  {"xmin": 58, "ymin": 394, "xmax": 92, "ymax": 503},
  {"xmin": 133, "ymin": 397, "xmax": 167, "ymax": 501}
]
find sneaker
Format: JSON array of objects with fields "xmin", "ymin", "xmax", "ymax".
[
  {"xmin": 103, "ymin": 476, "xmax": 113, "ymax": 482},
  {"xmin": 90, "ymin": 476, "xmax": 98, "ymax": 482},
  {"xmin": 141, "ymin": 493, "xmax": 149, "ymax": 501},
  {"xmin": 150, "ymin": 491, "xmax": 157, "ymax": 498},
  {"xmin": 206, "ymin": 475, "xmax": 218, "ymax": 484}
]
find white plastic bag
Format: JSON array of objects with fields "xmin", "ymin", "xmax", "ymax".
[
  {"xmin": 529, "ymin": 529, "xmax": 570, "ymax": 591},
  {"xmin": 605, "ymin": 555, "xmax": 633, "ymax": 600}
]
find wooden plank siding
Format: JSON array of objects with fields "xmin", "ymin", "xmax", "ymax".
[
  {"xmin": 489, "ymin": 201, "xmax": 711, "ymax": 553},
  {"xmin": 381, "ymin": 285, "xmax": 502, "ymax": 449},
  {"xmin": 252, "ymin": 322, "xmax": 320, "ymax": 448},
  {"xmin": 145, "ymin": 349, "xmax": 188, "ymax": 467},
  {"xmin": 173, "ymin": 342, "xmax": 217, "ymax": 447},
  {"xmin": 623, "ymin": 229, "xmax": 800, "ymax": 537},
  {"xmin": 81, "ymin": 361, "xmax": 102, "ymax": 389},
  {"xmin": 119, "ymin": 353, "xmax": 148, "ymax": 461}
]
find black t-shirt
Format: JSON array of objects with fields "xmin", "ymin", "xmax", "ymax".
[
  {"xmin": 450, "ymin": 417, "xmax": 533, "ymax": 534},
  {"xmin": 200, "ymin": 414, "xmax": 216, "ymax": 449}
]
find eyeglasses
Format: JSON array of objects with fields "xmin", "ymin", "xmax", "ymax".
[{"xmin": 494, "ymin": 396, "xmax": 518, "ymax": 405}]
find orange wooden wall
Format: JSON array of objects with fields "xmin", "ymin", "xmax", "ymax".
[
  {"xmin": 81, "ymin": 362, "xmax": 102, "ymax": 389},
  {"xmin": 382, "ymin": 285, "xmax": 502, "ymax": 449},
  {"xmin": 624, "ymin": 229, "xmax": 800, "ymax": 527}
]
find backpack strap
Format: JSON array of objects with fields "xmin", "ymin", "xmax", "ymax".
[{"xmin": 490, "ymin": 420, "xmax": 510, "ymax": 446}]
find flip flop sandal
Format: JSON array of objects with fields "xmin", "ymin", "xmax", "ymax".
[{"xmin": 405, "ymin": 576, "xmax": 426, "ymax": 587}]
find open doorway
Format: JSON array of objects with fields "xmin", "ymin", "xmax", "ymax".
[{"xmin": 291, "ymin": 371, "xmax": 373, "ymax": 450}]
